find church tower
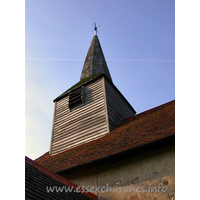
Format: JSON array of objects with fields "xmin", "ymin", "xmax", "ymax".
[{"xmin": 49, "ymin": 26, "xmax": 136, "ymax": 155}]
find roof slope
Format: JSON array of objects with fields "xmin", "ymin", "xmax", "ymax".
[
  {"xmin": 80, "ymin": 35, "xmax": 112, "ymax": 82},
  {"xmin": 25, "ymin": 156, "xmax": 97, "ymax": 200},
  {"xmin": 35, "ymin": 100, "xmax": 175, "ymax": 173},
  {"xmin": 53, "ymin": 73, "xmax": 136, "ymax": 113}
]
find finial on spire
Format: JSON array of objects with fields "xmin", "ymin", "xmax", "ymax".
[
  {"xmin": 94, "ymin": 22, "xmax": 97, "ymax": 36},
  {"xmin": 93, "ymin": 22, "xmax": 100, "ymax": 36}
]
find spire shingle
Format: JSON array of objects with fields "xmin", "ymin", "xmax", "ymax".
[{"xmin": 80, "ymin": 35, "xmax": 112, "ymax": 82}]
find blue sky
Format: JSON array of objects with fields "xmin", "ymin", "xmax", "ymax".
[{"xmin": 25, "ymin": 0, "xmax": 175, "ymax": 160}]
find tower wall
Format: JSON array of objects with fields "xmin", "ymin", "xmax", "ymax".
[
  {"xmin": 50, "ymin": 77, "xmax": 109, "ymax": 155},
  {"xmin": 104, "ymin": 78, "xmax": 136, "ymax": 131}
]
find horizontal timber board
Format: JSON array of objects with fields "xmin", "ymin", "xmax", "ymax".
[
  {"xmin": 53, "ymin": 116, "xmax": 107, "ymax": 142},
  {"xmin": 52, "ymin": 114, "xmax": 107, "ymax": 143},
  {"xmin": 53, "ymin": 103, "xmax": 105, "ymax": 131},
  {"xmin": 52, "ymin": 125, "xmax": 107, "ymax": 150},
  {"xmin": 55, "ymin": 94, "xmax": 104, "ymax": 119},
  {"xmin": 51, "ymin": 130, "xmax": 107, "ymax": 155}
]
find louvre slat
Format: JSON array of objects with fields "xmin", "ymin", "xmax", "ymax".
[{"xmin": 55, "ymin": 93, "xmax": 104, "ymax": 120}]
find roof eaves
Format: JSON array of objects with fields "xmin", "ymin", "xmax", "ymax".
[
  {"xmin": 57, "ymin": 134, "xmax": 175, "ymax": 173},
  {"xmin": 53, "ymin": 72, "xmax": 135, "ymax": 114},
  {"xmin": 53, "ymin": 73, "xmax": 104, "ymax": 102},
  {"xmin": 103, "ymin": 75, "xmax": 136, "ymax": 114},
  {"xmin": 35, "ymin": 100, "xmax": 174, "ymax": 172}
]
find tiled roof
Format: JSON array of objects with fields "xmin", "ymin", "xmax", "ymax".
[
  {"xmin": 80, "ymin": 35, "xmax": 112, "ymax": 82},
  {"xmin": 35, "ymin": 100, "xmax": 175, "ymax": 173},
  {"xmin": 25, "ymin": 156, "xmax": 97, "ymax": 200}
]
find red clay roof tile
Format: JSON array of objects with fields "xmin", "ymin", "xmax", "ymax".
[{"xmin": 35, "ymin": 100, "xmax": 175, "ymax": 173}]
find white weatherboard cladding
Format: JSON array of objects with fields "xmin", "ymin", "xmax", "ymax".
[
  {"xmin": 104, "ymin": 78, "xmax": 135, "ymax": 131},
  {"xmin": 50, "ymin": 77, "xmax": 108, "ymax": 155}
]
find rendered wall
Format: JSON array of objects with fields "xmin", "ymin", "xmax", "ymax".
[{"xmin": 59, "ymin": 141, "xmax": 175, "ymax": 200}]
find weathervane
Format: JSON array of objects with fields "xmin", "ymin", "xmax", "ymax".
[{"xmin": 92, "ymin": 22, "xmax": 101, "ymax": 36}]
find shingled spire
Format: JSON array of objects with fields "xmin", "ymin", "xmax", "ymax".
[
  {"xmin": 80, "ymin": 35, "xmax": 112, "ymax": 82},
  {"xmin": 49, "ymin": 28, "xmax": 136, "ymax": 155}
]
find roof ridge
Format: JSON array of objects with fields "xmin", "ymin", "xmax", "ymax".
[
  {"xmin": 118, "ymin": 100, "xmax": 175, "ymax": 126},
  {"xmin": 91, "ymin": 36, "xmax": 96, "ymax": 71}
]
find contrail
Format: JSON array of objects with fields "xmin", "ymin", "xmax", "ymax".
[
  {"xmin": 107, "ymin": 59, "xmax": 175, "ymax": 62},
  {"xmin": 25, "ymin": 58, "xmax": 84, "ymax": 61},
  {"xmin": 26, "ymin": 58, "xmax": 175, "ymax": 62}
]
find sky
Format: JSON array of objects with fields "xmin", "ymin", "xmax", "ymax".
[{"xmin": 25, "ymin": 0, "xmax": 175, "ymax": 160}]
